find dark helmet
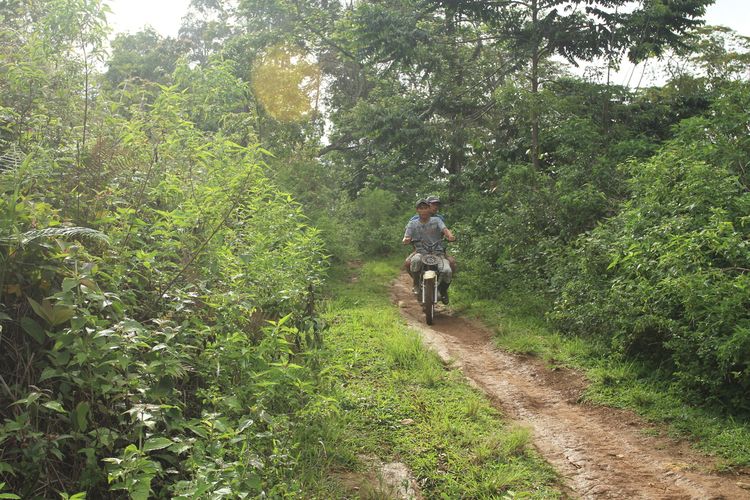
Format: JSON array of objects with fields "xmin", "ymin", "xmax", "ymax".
[
  {"xmin": 426, "ymin": 195, "xmax": 441, "ymax": 205},
  {"xmin": 415, "ymin": 198, "xmax": 430, "ymax": 208}
]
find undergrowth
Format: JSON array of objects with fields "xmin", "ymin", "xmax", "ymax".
[{"xmin": 312, "ymin": 260, "xmax": 561, "ymax": 498}]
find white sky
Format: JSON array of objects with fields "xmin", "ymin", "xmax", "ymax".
[
  {"xmin": 105, "ymin": 0, "xmax": 190, "ymax": 38},
  {"xmin": 704, "ymin": 0, "xmax": 750, "ymax": 35},
  {"xmin": 105, "ymin": 0, "xmax": 750, "ymax": 39}
]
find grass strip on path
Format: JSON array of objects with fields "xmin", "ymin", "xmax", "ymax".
[{"xmin": 308, "ymin": 260, "xmax": 561, "ymax": 498}]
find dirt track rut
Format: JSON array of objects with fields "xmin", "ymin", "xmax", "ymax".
[{"xmin": 392, "ymin": 273, "xmax": 750, "ymax": 499}]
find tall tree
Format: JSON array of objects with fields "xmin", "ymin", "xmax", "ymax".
[
  {"xmin": 105, "ymin": 28, "xmax": 190, "ymax": 87},
  {"xmin": 468, "ymin": 0, "xmax": 713, "ymax": 169}
]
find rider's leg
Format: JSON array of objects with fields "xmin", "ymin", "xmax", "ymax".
[
  {"xmin": 437, "ymin": 256, "xmax": 452, "ymax": 304},
  {"xmin": 447, "ymin": 255, "xmax": 457, "ymax": 273},
  {"xmin": 408, "ymin": 254, "xmax": 423, "ymax": 294},
  {"xmin": 410, "ymin": 273, "xmax": 420, "ymax": 295},
  {"xmin": 403, "ymin": 250, "xmax": 416, "ymax": 273}
]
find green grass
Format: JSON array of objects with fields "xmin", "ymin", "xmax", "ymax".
[
  {"xmin": 451, "ymin": 286, "xmax": 750, "ymax": 469},
  {"xmin": 303, "ymin": 259, "xmax": 561, "ymax": 498}
]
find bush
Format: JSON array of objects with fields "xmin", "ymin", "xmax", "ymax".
[
  {"xmin": 0, "ymin": 84, "xmax": 329, "ymax": 498},
  {"xmin": 355, "ymin": 187, "xmax": 410, "ymax": 257},
  {"xmin": 550, "ymin": 83, "xmax": 750, "ymax": 409}
]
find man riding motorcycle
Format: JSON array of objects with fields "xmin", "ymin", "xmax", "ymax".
[
  {"xmin": 403, "ymin": 195, "xmax": 456, "ymax": 274},
  {"xmin": 402, "ymin": 199, "xmax": 456, "ymax": 304}
]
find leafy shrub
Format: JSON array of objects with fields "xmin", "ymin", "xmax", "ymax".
[
  {"xmin": 354, "ymin": 187, "xmax": 409, "ymax": 257},
  {"xmin": 0, "ymin": 58, "xmax": 329, "ymax": 499},
  {"xmin": 550, "ymin": 83, "xmax": 750, "ymax": 410}
]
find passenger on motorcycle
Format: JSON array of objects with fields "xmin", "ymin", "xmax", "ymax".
[
  {"xmin": 402, "ymin": 199, "xmax": 456, "ymax": 304},
  {"xmin": 409, "ymin": 195, "xmax": 445, "ymax": 222},
  {"xmin": 403, "ymin": 195, "xmax": 456, "ymax": 274}
]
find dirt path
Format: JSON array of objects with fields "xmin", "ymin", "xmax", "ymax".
[{"xmin": 392, "ymin": 273, "xmax": 750, "ymax": 500}]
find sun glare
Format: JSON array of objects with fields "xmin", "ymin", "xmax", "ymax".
[{"xmin": 251, "ymin": 45, "xmax": 321, "ymax": 123}]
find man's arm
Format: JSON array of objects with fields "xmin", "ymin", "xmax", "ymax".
[
  {"xmin": 403, "ymin": 221, "xmax": 414, "ymax": 245},
  {"xmin": 435, "ymin": 218, "xmax": 455, "ymax": 242}
]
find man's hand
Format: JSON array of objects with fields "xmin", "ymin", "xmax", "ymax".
[{"xmin": 403, "ymin": 236, "xmax": 412, "ymax": 245}]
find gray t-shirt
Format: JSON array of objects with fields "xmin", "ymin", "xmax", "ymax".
[{"xmin": 404, "ymin": 216, "xmax": 446, "ymax": 254}]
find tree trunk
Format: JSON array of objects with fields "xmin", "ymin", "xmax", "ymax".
[{"xmin": 529, "ymin": 0, "xmax": 541, "ymax": 170}]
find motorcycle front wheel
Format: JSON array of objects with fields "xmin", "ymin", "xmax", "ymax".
[{"xmin": 423, "ymin": 275, "xmax": 435, "ymax": 325}]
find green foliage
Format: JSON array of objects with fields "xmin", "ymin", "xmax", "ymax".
[
  {"xmin": 677, "ymin": 26, "xmax": 750, "ymax": 83},
  {"xmin": 322, "ymin": 260, "xmax": 560, "ymax": 498},
  {"xmin": 173, "ymin": 58, "xmax": 256, "ymax": 137},
  {"xmin": 0, "ymin": 0, "xmax": 107, "ymax": 151},
  {"xmin": 105, "ymin": 29, "xmax": 188, "ymax": 87},
  {"xmin": 0, "ymin": 141, "xmax": 328, "ymax": 498},
  {"xmin": 550, "ymin": 83, "xmax": 750, "ymax": 409},
  {"xmin": 0, "ymin": 5, "xmax": 330, "ymax": 497},
  {"xmin": 354, "ymin": 188, "xmax": 408, "ymax": 256}
]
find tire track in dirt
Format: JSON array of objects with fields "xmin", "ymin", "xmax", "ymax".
[{"xmin": 392, "ymin": 273, "xmax": 750, "ymax": 499}]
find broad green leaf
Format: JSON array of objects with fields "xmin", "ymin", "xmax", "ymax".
[
  {"xmin": 143, "ymin": 437, "xmax": 173, "ymax": 452},
  {"xmin": 43, "ymin": 400, "xmax": 66, "ymax": 414},
  {"xmin": 186, "ymin": 422, "xmax": 207, "ymax": 439},
  {"xmin": 130, "ymin": 481, "xmax": 151, "ymax": 500},
  {"xmin": 0, "ymin": 462, "xmax": 15, "ymax": 474},
  {"xmin": 27, "ymin": 297, "xmax": 75, "ymax": 326},
  {"xmin": 246, "ymin": 473, "xmax": 262, "ymax": 490},
  {"xmin": 70, "ymin": 316, "xmax": 86, "ymax": 331},
  {"xmin": 62, "ymin": 277, "xmax": 78, "ymax": 292},
  {"xmin": 79, "ymin": 278, "xmax": 100, "ymax": 291},
  {"xmin": 168, "ymin": 442, "xmax": 191, "ymax": 455},
  {"xmin": 607, "ymin": 254, "xmax": 620, "ymax": 270},
  {"xmin": 277, "ymin": 312, "xmax": 293, "ymax": 327},
  {"xmin": 13, "ymin": 392, "xmax": 41, "ymax": 406},
  {"xmin": 27, "ymin": 297, "xmax": 51, "ymax": 324},
  {"xmin": 20, "ymin": 317, "xmax": 46, "ymax": 344},
  {"xmin": 39, "ymin": 367, "xmax": 61, "ymax": 382},
  {"xmin": 74, "ymin": 402, "xmax": 90, "ymax": 432},
  {"xmin": 49, "ymin": 305, "xmax": 75, "ymax": 326}
]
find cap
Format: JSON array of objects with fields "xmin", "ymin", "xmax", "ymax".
[
  {"xmin": 426, "ymin": 195, "xmax": 441, "ymax": 204},
  {"xmin": 415, "ymin": 199, "xmax": 430, "ymax": 208}
]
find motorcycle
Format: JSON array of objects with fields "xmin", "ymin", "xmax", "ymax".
[{"xmin": 411, "ymin": 241, "xmax": 445, "ymax": 325}]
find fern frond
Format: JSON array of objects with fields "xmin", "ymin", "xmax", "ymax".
[
  {"xmin": 7, "ymin": 226, "xmax": 111, "ymax": 245},
  {"xmin": 0, "ymin": 144, "xmax": 24, "ymax": 172}
]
